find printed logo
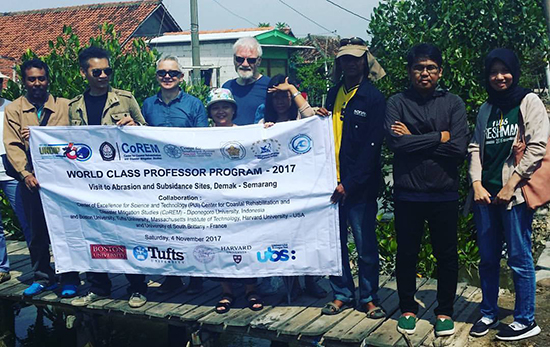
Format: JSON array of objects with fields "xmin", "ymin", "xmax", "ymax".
[
  {"xmin": 233, "ymin": 255, "xmax": 242, "ymax": 264},
  {"xmin": 353, "ymin": 109, "xmax": 368, "ymax": 117},
  {"xmin": 90, "ymin": 244, "xmax": 127, "ymax": 259},
  {"xmin": 193, "ymin": 245, "xmax": 216, "ymax": 264},
  {"xmin": 99, "ymin": 142, "xmax": 116, "ymax": 161},
  {"xmin": 164, "ymin": 144, "xmax": 182, "ymax": 159},
  {"xmin": 133, "ymin": 246, "xmax": 149, "ymax": 261},
  {"xmin": 289, "ymin": 134, "xmax": 312, "ymax": 154},
  {"xmin": 63, "ymin": 143, "xmax": 92, "ymax": 161},
  {"xmin": 220, "ymin": 245, "xmax": 252, "ymax": 254},
  {"xmin": 220, "ymin": 141, "xmax": 246, "ymax": 160},
  {"xmin": 251, "ymin": 139, "xmax": 281, "ymax": 159},
  {"xmin": 120, "ymin": 142, "xmax": 162, "ymax": 161},
  {"xmin": 257, "ymin": 245, "xmax": 297, "ymax": 263}
]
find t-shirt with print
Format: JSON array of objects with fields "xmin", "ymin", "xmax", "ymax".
[
  {"xmin": 482, "ymin": 105, "xmax": 519, "ymax": 196},
  {"xmin": 84, "ymin": 91, "xmax": 108, "ymax": 126},
  {"xmin": 332, "ymin": 84, "xmax": 358, "ymax": 182}
]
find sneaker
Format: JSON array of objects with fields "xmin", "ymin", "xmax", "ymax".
[
  {"xmin": 71, "ymin": 292, "xmax": 107, "ymax": 307},
  {"xmin": 496, "ymin": 321, "xmax": 541, "ymax": 341},
  {"xmin": 61, "ymin": 284, "xmax": 78, "ymax": 298},
  {"xmin": 128, "ymin": 292, "xmax": 147, "ymax": 308},
  {"xmin": 397, "ymin": 315, "xmax": 416, "ymax": 335},
  {"xmin": 435, "ymin": 317, "xmax": 455, "ymax": 336},
  {"xmin": 470, "ymin": 317, "xmax": 499, "ymax": 337},
  {"xmin": 0, "ymin": 272, "xmax": 11, "ymax": 284},
  {"xmin": 23, "ymin": 282, "xmax": 58, "ymax": 296}
]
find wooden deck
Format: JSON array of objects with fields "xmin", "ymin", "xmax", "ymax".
[{"xmin": 0, "ymin": 241, "xmax": 484, "ymax": 346}]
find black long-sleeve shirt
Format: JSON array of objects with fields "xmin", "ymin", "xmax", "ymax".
[{"xmin": 385, "ymin": 88, "xmax": 469, "ymax": 201}]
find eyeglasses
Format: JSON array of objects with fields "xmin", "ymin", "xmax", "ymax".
[
  {"xmin": 412, "ymin": 64, "xmax": 440, "ymax": 74},
  {"xmin": 156, "ymin": 70, "xmax": 182, "ymax": 78},
  {"xmin": 91, "ymin": 68, "xmax": 113, "ymax": 78},
  {"xmin": 235, "ymin": 56, "xmax": 258, "ymax": 65},
  {"xmin": 340, "ymin": 37, "xmax": 366, "ymax": 47}
]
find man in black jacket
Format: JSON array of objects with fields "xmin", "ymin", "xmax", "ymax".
[
  {"xmin": 317, "ymin": 37, "xmax": 386, "ymax": 317},
  {"xmin": 385, "ymin": 44, "xmax": 468, "ymax": 337}
]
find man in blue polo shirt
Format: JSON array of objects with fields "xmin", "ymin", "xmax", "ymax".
[
  {"xmin": 142, "ymin": 56, "xmax": 207, "ymax": 294},
  {"xmin": 142, "ymin": 56, "xmax": 208, "ymax": 127}
]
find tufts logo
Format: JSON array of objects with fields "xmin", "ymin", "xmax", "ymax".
[
  {"xmin": 289, "ymin": 134, "xmax": 312, "ymax": 154},
  {"xmin": 257, "ymin": 246, "xmax": 296, "ymax": 263},
  {"xmin": 251, "ymin": 139, "xmax": 280, "ymax": 159},
  {"xmin": 133, "ymin": 246, "xmax": 148, "ymax": 261},
  {"xmin": 99, "ymin": 142, "xmax": 116, "ymax": 161},
  {"xmin": 63, "ymin": 143, "xmax": 92, "ymax": 161},
  {"xmin": 164, "ymin": 144, "xmax": 182, "ymax": 158},
  {"xmin": 220, "ymin": 141, "xmax": 246, "ymax": 160}
]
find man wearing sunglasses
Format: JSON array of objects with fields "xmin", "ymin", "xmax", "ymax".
[
  {"xmin": 385, "ymin": 44, "xmax": 468, "ymax": 337},
  {"xmin": 142, "ymin": 56, "xmax": 207, "ymax": 295},
  {"xmin": 316, "ymin": 37, "xmax": 387, "ymax": 318},
  {"xmin": 68, "ymin": 46, "xmax": 148, "ymax": 309},
  {"xmin": 3, "ymin": 59, "xmax": 71, "ymax": 296},
  {"xmin": 68, "ymin": 46, "xmax": 145, "ymax": 127},
  {"xmin": 142, "ymin": 56, "xmax": 207, "ymax": 128},
  {"xmin": 222, "ymin": 37, "xmax": 269, "ymax": 125}
]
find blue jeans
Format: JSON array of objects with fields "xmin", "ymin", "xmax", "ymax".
[
  {"xmin": 0, "ymin": 180, "xmax": 31, "ymax": 273},
  {"xmin": 473, "ymin": 202, "xmax": 536, "ymax": 326},
  {"xmin": 329, "ymin": 200, "xmax": 379, "ymax": 305}
]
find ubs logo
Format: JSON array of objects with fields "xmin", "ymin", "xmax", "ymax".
[{"xmin": 257, "ymin": 247, "xmax": 296, "ymax": 263}]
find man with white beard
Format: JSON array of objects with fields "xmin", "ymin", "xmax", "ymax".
[{"xmin": 222, "ymin": 37, "xmax": 269, "ymax": 125}]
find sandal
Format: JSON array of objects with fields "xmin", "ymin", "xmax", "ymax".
[
  {"xmin": 215, "ymin": 293, "xmax": 234, "ymax": 314},
  {"xmin": 321, "ymin": 301, "xmax": 353, "ymax": 315},
  {"xmin": 245, "ymin": 291, "xmax": 264, "ymax": 311},
  {"xmin": 366, "ymin": 306, "xmax": 386, "ymax": 319}
]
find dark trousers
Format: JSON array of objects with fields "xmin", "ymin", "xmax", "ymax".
[
  {"xmin": 394, "ymin": 200, "xmax": 458, "ymax": 317},
  {"xmin": 22, "ymin": 186, "xmax": 81, "ymax": 286},
  {"xmin": 87, "ymin": 272, "xmax": 147, "ymax": 296},
  {"xmin": 21, "ymin": 186, "xmax": 56, "ymax": 285}
]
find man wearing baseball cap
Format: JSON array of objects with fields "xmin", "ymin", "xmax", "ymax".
[{"xmin": 316, "ymin": 37, "xmax": 386, "ymax": 317}]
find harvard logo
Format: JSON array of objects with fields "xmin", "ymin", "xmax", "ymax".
[{"xmin": 233, "ymin": 255, "xmax": 242, "ymax": 264}]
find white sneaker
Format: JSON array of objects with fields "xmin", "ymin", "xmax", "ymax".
[{"xmin": 71, "ymin": 292, "xmax": 107, "ymax": 307}]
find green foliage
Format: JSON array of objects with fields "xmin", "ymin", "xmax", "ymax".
[
  {"xmin": 1, "ymin": 24, "xmax": 161, "ymax": 105},
  {"xmin": 292, "ymin": 55, "xmax": 333, "ymax": 107},
  {"xmin": 258, "ymin": 22, "xmax": 271, "ymax": 28},
  {"xmin": 369, "ymin": 0, "xmax": 547, "ymax": 277}
]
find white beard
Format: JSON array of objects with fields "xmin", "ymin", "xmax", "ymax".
[{"xmin": 237, "ymin": 68, "xmax": 254, "ymax": 81}]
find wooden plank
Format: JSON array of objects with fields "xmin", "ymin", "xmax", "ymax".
[
  {"xmin": 170, "ymin": 283, "xmax": 229, "ymax": 321},
  {"xmin": 181, "ymin": 285, "xmax": 246, "ymax": 323},
  {"xmin": 6, "ymin": 241, "xmax": 27, "ymax": 253},
  {"xmin": 144, "ymin": 278, "xmax": 217, "ymax": 318},
  {"xmin": 421, "ymin": 287, "xmax": 482, "ymax": 347},
  {"xmin": 340, "ymin": 278, "xmax": 427, "ymax": 344},
  {"xmin": 322, "ymin": 276, "xmax": 393, "ymax": 341},
  {"xmin": 84, "ymin": 273, "xmax": 137, "ymax": 310}
]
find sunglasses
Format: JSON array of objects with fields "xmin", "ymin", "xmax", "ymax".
[
  {"xmin": 156, "ymin": 70, "xmax": 182, "ymax": 78},
  {"xmin": 340, "ymin": 37, "xmax": 366, "ymax": 47},
  {"xmin": 91, "ymin": 68, "xmax": 113, "ymax": 78},
  {"xmin": 235, "ymin": 56, "xmax": 258, "ymax": 65}
]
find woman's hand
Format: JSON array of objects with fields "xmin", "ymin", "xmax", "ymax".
[
  {"xmin": 493, "ymin": 172, "xmax": 522, "ymax": 205},
  {"xmin": 263, "ymin": 122, "xmax": 275, "ymax": 129},
  {"xmin": 472, "ymin": 181, "xmax": 491, "ymax": 205},
  {"xmin": 267, "ymin": 77, "xmax": 297, "ymax": 94},
  {"xmin": 315, "ymin": 107, "xmax": 331, "ymax": 118}
]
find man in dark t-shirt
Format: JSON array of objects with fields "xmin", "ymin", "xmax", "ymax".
[{"xmin": 222, "ymin": 37, "xmax": 269, "ymax": 125}]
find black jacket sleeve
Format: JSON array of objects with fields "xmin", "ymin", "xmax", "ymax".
[{"xmin": 430, "ymin": 97, "xmax": 469, "ymax": 159}]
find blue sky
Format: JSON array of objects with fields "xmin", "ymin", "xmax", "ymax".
[{"xmin": 3, "ymin": 0, "xmax": 381, "ymax": 39}]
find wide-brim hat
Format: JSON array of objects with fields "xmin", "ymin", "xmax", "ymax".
[
  {"xmin": 336, "ymin": 44, "xmax": 386, "ymax": 81},
  {"xmin": 206, "ymin": 88, "xmax": 237, "ymax": 109}
]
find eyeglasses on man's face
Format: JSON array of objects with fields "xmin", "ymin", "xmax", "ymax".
[{"xmin": 411, "ymin": 64, "xmax": 440, "ymax": 74}]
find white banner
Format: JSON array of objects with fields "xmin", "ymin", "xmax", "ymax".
[{"xmin": 29, "ymin": 117, "xmax": 341, "ymax": 277}]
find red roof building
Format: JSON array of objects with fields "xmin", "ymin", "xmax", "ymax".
[{"xmin": 0, "ymin": 0, "xmax": 181, "ymax": 82}]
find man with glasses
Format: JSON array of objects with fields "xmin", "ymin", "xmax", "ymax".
[
  {"xmin": 385, "ymin": 43, "xmax": 468, "ymax": 337},
  {"xmin": 142, "ymin": 56, "xmax": 207, "ymax": 294},
  {"xmin": 69, "ymin": 46, "xmax": 148, "ymax": 309},
  {"xmin": 222, "ymin": 37, "xmax": 269, "ymax": 125},
  {"xmin": 316, "ymin": 37, "xmax": 386, "ymax": 318},
  {"xmin": 3, "ymin": 59, "xmax": 70, "ymax": 296}
]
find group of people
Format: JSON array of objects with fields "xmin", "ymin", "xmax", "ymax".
[{"xmin": 0, "ymin": 34, "xmax": 547, "ymax": 342}]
